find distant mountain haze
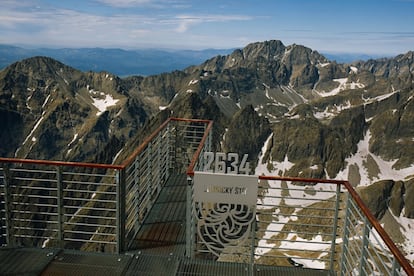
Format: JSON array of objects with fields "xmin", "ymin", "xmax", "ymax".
[
  {"xmin": 0, "ymin": 44, "xmax": 386, "ymax": 77},
  {"xmin": 0, "ymin": 45, "xmax": 234, "ymax": 76}
]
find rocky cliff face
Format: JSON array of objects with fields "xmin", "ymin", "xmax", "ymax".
[{"xmin": 0, "ymin": 57, "xmax": 148, "ymax": 162}]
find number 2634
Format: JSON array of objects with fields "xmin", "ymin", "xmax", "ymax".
[{"xmin": 203, "ymin": 152, "xmax": 250, "ymax": 174}]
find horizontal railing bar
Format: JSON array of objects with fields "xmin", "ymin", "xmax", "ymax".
[
  {"xmin": 12, "ymin": 202, "xmax": 57, "ymax": 208},
  {"xmin": 12, "ymin": 218, "xmax": 58, "ymax": 224},
  {"xmin": 257, "ymin": 221, "xmax": 335, "ymax": 229},
  {"xmin": 11, "ymin": 177, "xmax": 57, "ymax": 183},
  {"xmin": 255, "ymin": 229, "xmax": 335, "ymax": 237},
  {"xmin": 343, "ymin": 243, "xmax": 362, "ymax": 265},
  {"xmin": 256, "ymin": 212, "xmax": 336, "ymax": 220},
  {"xmin": 11, "ymin": 194, "xmax": 57, "ymax": 200},
  {"xmin": 258, "ymin": 175, "xmax": 346, "ymax": 185},
  {"xmin": 0, "ymin": 157, "xmax": 124, "ymax": 169},
  {"xmin": 63, "ymin": 189, "xmax": 116, "ymax": 196},
  {"xmin": 63, "ymin": 238, "xmax": 116, "ymax": 244},
  {"xmin": 9, "ymin": 168, "xmax": 56, "ymax": 174},
  {"xmin": 63, "ymin": 214, "xmax": 116, "ymax": 220},
  {"xmin": 10, "ymin": 185, "xmax": 57, "ymax": 191},
  {"xmin": 256, "ymin": 237, "xmax": 332, "ymax": 245},
  {"xmin": 255, "ymin": 254, "xmax": 331, "ymax": 262},
  {"xmin": 366, "ymin": 246, "xmax": 392, "ymax": 274},
  {"xmin": 63, "ymin": 197, "xmax": 116, "ymax": 203},
  {"xmin": 11, "ymin": 210, "xmax": 58, "ymax": 216},
  {"xmin": 258, "ymin": 195, "xmax": 337, "ymax": 202},
  {"xmin": 62, "ymin": 180, "xmax": 116, "ymax": 186},
  {"xmin": 258, "ymin": 187, "xmax": 338, "ymax": 193},
  {"xmin": 257, "ymin": 205, "xmax": 337, "ymax": 212},
  {"xmin": 64, "ymin": 230, "xmax": 115, "ymax": 236},
  {"xmin": 62, "ymin": 171, "xmax": 117, "ymax": 177},
  {"xmin": 254, "ymin": 246, "xmax": 331, "ymax": 253},
  {"xmin": 64, "ymin": 206, "xmax": 116, "ymax": 212},
  {"xmin": 341, "ymin": 253, "xmax": 356, "ymax": 273},
  {"xmin": 13, "ymin": 234, "xmax": 54, "ymax": 239},
  {"xmin": 122, "ymin": 118, "xmax": 172, "ymax": 167},
  {"xmin": 13, "ymin": 226, "xmax": 58, "ymax": 232},
  {"xmin": 64, "ymin": 222, "xmax": 117, "ymax": 228}
]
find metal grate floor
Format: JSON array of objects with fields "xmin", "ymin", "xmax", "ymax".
[
  {"xmin": 41, "ymin": 250, "xmax": 132, "ymax": 276},
  {"xmin": 0, "ymin": 247, "xmax": 59, "ymax": 275},
  {"xmin": 129, "ymin": 173, "xmax": 187, "ymax": 255},
  {"xmin": 0, "ymin": 247, "xmax": 333, "ymax": 275}
]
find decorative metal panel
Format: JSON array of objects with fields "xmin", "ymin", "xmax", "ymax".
[{"xmin": 193, "ymin": 172, "xmax": 258, "ymax": 257}]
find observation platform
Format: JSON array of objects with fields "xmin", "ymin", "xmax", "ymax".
[
  {"xmin": 0, "ymin": 174, "xmax": 331, "ymax": 275},
  {"xmin": 1, "ymin": 118, "xmax": 413, "ymax": 275}
]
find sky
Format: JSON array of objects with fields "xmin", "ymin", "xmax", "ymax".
[{"xmin": 1, "ymin": 0, "xmax": 413, "ymax": 55}]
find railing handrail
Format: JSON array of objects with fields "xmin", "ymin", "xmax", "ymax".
[
  {"xmin": 251, "ymin": 175, "xmax": 414, "ymax": 275},
  {"xmin": 341, "ymin": 180, "xmax": 414, "ymax": 275},
  {"xmin": 121, "ymin": 117, "xmax": 172, "ymax": 168},
  {"xmin": 0, "ymin": 117, "xmax": 213, "ymax": 171},
  {"xmin": 186, "ymin": 120, "xmax": 213, "ymax": 176}
]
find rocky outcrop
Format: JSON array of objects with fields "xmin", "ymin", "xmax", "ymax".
[
  {"xmin": 222, "ymin": 105, "xmax": 271, "ymax": 168},
  {"xmin": 358, "ymin": 179, "xmax": 414, "ymax": 220}
]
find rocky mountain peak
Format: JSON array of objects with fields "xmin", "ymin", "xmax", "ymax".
[
  {"xmin": 5, "ymin": 56, "xmax": 78, "ymax": 80},
  {"xmin": 240, "ymin": 40, "xmax": 286, "ymax": 61}
]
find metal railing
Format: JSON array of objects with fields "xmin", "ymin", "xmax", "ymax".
[
  {"xmin": 1, "ymin": 116, "xmax": 413, "ymax": 275},
  {"xmin": 253, "ymin": 177, "xmax": 342, "ymax": 272},
  {"xmin": 122, "ymin": 118, "xmax": 212, "ymax": 249},
  {"xmin": 0, "ymin": 160, "xmax": 123, "ymax": 252},
  {"xmin": 339, "ymin": 181, "xmax": 412, "ymax": 275},
  {"xmin": 187, "ymin": 158, "xmax": 413, "ymax": 275},
  {"xmin": 0, "ymin": 117, "xmax": 213, "ymax": 254}
]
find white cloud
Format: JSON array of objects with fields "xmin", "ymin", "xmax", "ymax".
[
  {"xmin": 95, "ymin": 0, "xmax": 154, "ymax": 7},
  {"xmin": 173, "ymin": 14, "xmax": 253, "ymax": 33}
]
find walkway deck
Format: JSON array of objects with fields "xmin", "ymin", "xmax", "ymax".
[{"xmin": 128, "ymin": 173, "xmax": 187, "ymax": 256}]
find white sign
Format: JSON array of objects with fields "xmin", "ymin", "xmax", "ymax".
[{"xmin": 193, "ymin": 171, "xmax": 258, "ymax": 205}]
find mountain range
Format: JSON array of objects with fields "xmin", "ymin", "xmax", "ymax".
[
  {"xmin": 0, "ymin": 45, "xmax": 234, "ymax": 77},
  {"xmin": 0, "ymin": 44, "xmax": 386, "ymax": 77},
  {"xmin": 0, "ymin": 39, "xmax": 413, "ymax": 266}
]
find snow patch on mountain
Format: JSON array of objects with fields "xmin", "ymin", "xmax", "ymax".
[
  {"xmin": 318, "ymin": 62, "xmax": 330, "ymax": 67},
  {"xmin": 363, "ymin": 90, "xmax": 398, "ymax": 106},
  {"xmin": 317, "ymin": 78, "xmax": 365, "ymax": 98},
  {"xmin": 350, "ymin": 66, "xmax": 358, "ymax": 73},
  {"xmin": 188, "ymin": 79, "xmax": 198, "ymax": 85},
  {"xmin": 314, "ymin": 101, "xmax": 352, "ymax": 120},
  {"xmin": 15, "ymin": 115, "xmax": 45, "ymax": 157},
  {"xmin": 335, "ymin": 130, "xmax": 414, "ymax": 184},
  {"xmin": 392, "ymin": 210, "xmax": 414, "ymax": 263},
  {"xmin": 88, "ymin": 89, "xmax": 119, "ymax": 116}
]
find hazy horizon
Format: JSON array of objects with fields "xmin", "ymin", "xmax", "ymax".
[{"xmin": 1, "ymin": 0, "xmax": 413, "ymax": 56}]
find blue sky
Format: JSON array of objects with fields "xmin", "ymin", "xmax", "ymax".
[{"xmin": 1, "ymin": 0, "xmax": 413, "ymax": 55}]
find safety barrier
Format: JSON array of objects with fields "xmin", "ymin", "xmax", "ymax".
[
  {"xmin": 186, "ymin": 155, "xmax": 413, "ymax": 275},
  {"xmin": 1, "ymin": 117, "xmax": 412, "ymax": 275},
  {"xmin": 0, "ymin": 118, "xmax": 213, "ymax": 254},
  {"xmin": 0, "ymin": 160, "xmax": 123, "ymax": 252}
]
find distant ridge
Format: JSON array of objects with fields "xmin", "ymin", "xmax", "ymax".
[
  {"xmin": 0, "ymin": 45, "xmax": 233, "ymax": 76},
  {"xmin": 0, "ymin": 44, "xmax": 394, "ymax": 76},
  {"xmin": 321, "ymin": 52, "xmax": 391, "ymax": 63}
]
